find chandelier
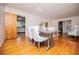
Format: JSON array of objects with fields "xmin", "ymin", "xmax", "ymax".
[{"xmin": 37, "ymin": 3, "xmax": 42, "ymax": 12}]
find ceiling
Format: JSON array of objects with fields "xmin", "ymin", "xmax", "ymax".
[{"xmin": 5, "ymin": 3, "xmax": 79, "ymax": 19}]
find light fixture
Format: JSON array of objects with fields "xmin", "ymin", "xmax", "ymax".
[{"xmin": 37, "ymin": 3, "xmax": 42, "ymax": 12}]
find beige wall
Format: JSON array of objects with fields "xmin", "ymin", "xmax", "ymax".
[{"xmin": 0, "ymin": 4, "xmax": 5, "ymax": 47}]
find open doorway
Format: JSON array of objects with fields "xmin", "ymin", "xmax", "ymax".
[
  {"xmin": 58, "ymin": 20, "xmax": 71, "ymax": 35},
  {"xmin": 17, "ymin": 15, "xmax": 25, "ymax": 39},
  {"xmin": 58, "ymin": 21, "xmax": 63, "ymax": 35}
]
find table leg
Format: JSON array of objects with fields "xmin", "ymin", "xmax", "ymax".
[{"xmin": 45, "ymin": 39, "xmax": 50, "ymax": 50}]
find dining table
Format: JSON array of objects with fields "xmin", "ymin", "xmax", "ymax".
[{"xmin": 39, "ymin": 27, "xmax": 57, "ymax": 50}]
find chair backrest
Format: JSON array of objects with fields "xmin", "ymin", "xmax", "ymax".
[
  {"xmin": 32, "ymin": 26, "xmax": 41, "ymax": 42},
  {"xmin": 27, "ymin": 26, "xmax": 33, "ymax": 39}
]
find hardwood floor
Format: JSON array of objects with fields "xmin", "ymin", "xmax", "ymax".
[{"xmin": 0, "ymin": 35, "xmax": 79, "ymax": 55}]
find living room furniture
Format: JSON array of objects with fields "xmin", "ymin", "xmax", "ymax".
[
  {"xmin": 27, "ymin": 26, "xmax": 34, "ymax": 44},
  {"xmin": 39, "ymin": 27, "xmax": 58, "ymax": 38},
  {"xmin": 17, "ymin": 15, "xmax": 25, "ymax": 33},
  {"xmin": 32, "ymin": 26, "xmax": 49, "ymax": 49},
  {"xmin": 68, "ymin": 25, "xmax": 79, "ymax": 38}
]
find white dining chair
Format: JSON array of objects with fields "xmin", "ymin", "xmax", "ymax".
[
  {"xmin": 32, "ymin": 26, "xmax": 49, "ymax": 48},
  {"xmin": 27, "ymin": 26, "xmax": 34, "ymax": 44}
]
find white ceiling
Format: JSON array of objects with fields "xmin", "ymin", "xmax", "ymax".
[{"xmin": 5, "ymin": 3, "xmax": 79, "ymax": 19}]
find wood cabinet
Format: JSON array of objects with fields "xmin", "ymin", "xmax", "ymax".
[{"xmin": 5, "ymin": 12, "xmax": 17, "ymax": 39}]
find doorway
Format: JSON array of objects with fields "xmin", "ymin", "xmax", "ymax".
[
  {"xmin": 58, "ymin": 21, "xmax": 63, "ymax": 35},
  {"xmin": 17, "ymin": 15, "xmax": 25, "ymax": 39},
  {"xmin": 58, "ymin": 20, "xmax": 71, "ymax": 35}
]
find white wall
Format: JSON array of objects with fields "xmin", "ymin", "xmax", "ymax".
[
  {"xmin": 0, "ymin": 4, "xmax": 5, "ymax": 47},
  {"xmin": 4, "ymin": 6, "xmax": 79, "ymax": 36},
  {"xmin": 4, "ymin": 6, "xmax": 49, "ymax": 36},
  {"xmin": 49, "ymin": 16, "xmax": 79, "ymax": 32}
]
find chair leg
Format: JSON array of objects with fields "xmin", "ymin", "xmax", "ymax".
[
  {"xmin": 33, "ymin": 41, "xmax": 35, "ymax": 46},
  {"xmin": 30, "ymin": 39, "xmax": 32, "ymax": 45},
  {"xmin": 75, "ymin": 36, "xmax": 77, "ymax": 39},
  {"xmin": 38, "ymin": 42, "xmax": 40, "ymax": 48},
  {"xmin": 48, "ymin": 39, "xmax": 49, "ymax": 48}
]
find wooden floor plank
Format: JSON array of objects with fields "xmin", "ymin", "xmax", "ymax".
[{"xmin": 0, "ymin": 35, "xmax": 79, "ymax": 55}]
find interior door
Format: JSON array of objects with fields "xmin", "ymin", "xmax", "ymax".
[{"xmin": 5, "ymin": 12, "xmax": 17, "ymax": 39}]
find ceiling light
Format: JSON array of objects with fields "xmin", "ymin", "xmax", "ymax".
[{"xmin": 37, "ymin": 3, "xmax": 42, "ymax": 12}]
